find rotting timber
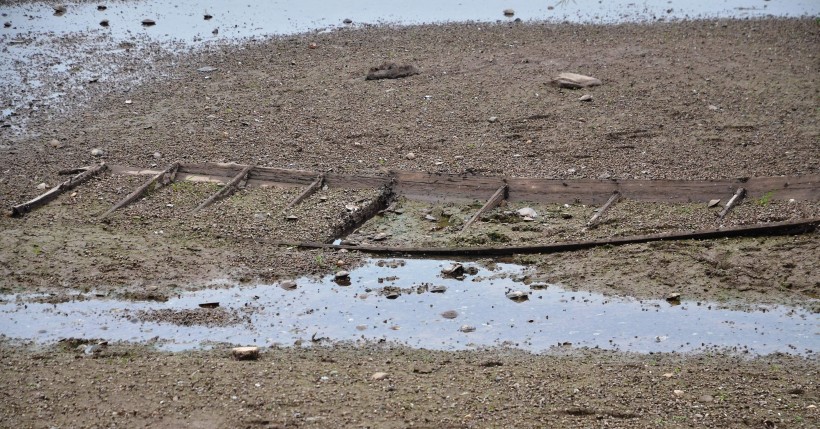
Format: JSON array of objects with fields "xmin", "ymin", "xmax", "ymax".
[{"xmin": 7, "ymin": 162, "xmax": 820, "ymax": 254}]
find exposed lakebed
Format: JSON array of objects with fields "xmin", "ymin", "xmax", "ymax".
[{"xmin": 1, "ymin": 258, "xmax": 816, "ymax": 355}]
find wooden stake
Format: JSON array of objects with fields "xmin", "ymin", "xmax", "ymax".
[
  {"xmin": 100, "ymin": 162, "xmax": 180, "ymax": 219},
  {"xmin": 587, "ymin": 191, "xmax": 621, "ymax": 228},
  {"xmin": 718, "ymin": 187, "xmax": 746, "ymax": 219},
  {"xmin": 282, "ymin": 174, "xmax": 324, "ymax": 212},
  {"xmin": 9, "ymin": 163, "xmax": 108, "ymax": 217},
  {"xmin": 460, "ymin": 184, "xmax": 508, "ymax": 233},
  {"xmin": 192, "ymin": 165, "xmax": 254, "ymax": 213}
]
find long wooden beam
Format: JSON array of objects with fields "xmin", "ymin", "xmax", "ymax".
[
  {"xmin": 100, "ymin": 162, "xmax": 180, "ymax": 219},
  {"xmin": 268, "ymin": 218, "xmax": 820, "ymax": 257},
  {"xmin": 460, "ymin": 184, "xmax": 508, "ymax": 233},
  {"xmin": 9, "ymin": 163, "xmax": 108, "ymax": 217},
  {"xmin": 192, "ymin": 165, "xmax": 254, "ymax": 213}
]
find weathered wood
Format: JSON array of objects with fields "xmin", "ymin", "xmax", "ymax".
[
  {"xmin": 587, "ymin": 191, "xmax": 621, "ymax": 228},
  {"xmin": 58, "ymin": 167, "xmax": 89, "ymax": 175},
  {"xmin": 460, "ymin": 184, "xmax": 508, "ymax": 233},
  {"xmin": 9, "ymin": 163, "xmax": 108, "ymax": 217},
  {"xmin": 106, "ymin": 164, "xmax": 820, "ymax": 203},
  {"xmin": 327, "ymin": 184, "xmax": 394, "ymax": 243},
  {"xmin": 192, "ymin": 165, "xmax": 254, "ymax": 213},
  {"xmin": 100, "ymin": 162, "xmax": 180, "ymax": 219},
  {"xmin": 718, "ymin": 187, "xmax": 746, "ymax": 219},
  {"xmin": 283, "ymin": 175, "xmax": 324, "ymax": 212},
  {"xmin": 269, "ymin": 218, "xmax": 820, "ymax": 257}
]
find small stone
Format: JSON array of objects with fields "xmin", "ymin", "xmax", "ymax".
[
  {"xmin": 334, "ymin": 271, "xmax": 350, "ymax": 280},
  {"xmin": 503, "ymin": 9, "xmax": 515, "ymax": 17},
  {"xmin": 36, "ymin": 182, "xmax": 48, "ymax": 190},
  {"xmin": 280, "ymin": 280, "xmax": 297, "ymax": 290},
  {"xmin": 551, "ymin": 72, "xmax": 602, "ymax": 89},
  {"xmin": 153, "ymin": 152, "xmax": 162, "ymax": 159},
  {"xmin": 488, "ymin": 116, "xmax": 498, "ymax": 123},
  {"xmin": 424, "ymin": 214, "xmax": 437, "ymax": 221},
  {"xmin": 3, "ymin": 22, "xmax": 10, "ymax": 28},
  {"xmin": 197, "ymin": 66, "xmax": 218, "ymax": 73},
  {"xmin": 698, "ymin": 394, "xmax": 714, "ymax": 403},
  {"xmin": 99, "ymin": 20, "xmax": 109, "ymax": 27},
  {"xmin": 673, "ymin": 389, "xmax": 685, "ymax": 397},
  {"xmin": 441, "ymin": 263, "xmax": 464, "ymax": 277},
  {"xmin": 666, "ymin": 293, "xmax": 681, "ymax": 303},
  {"xmin": 371, "ymin": 372, "xmax": 388, "ymax": 381},
  {"xmin": 372, "ymin": 232, "xmax": 390, "ymax": 241},
  {"xmin": 385, "ymin": 291, "xmax": 400, "ymax": 299},
  {"xmin": 560, "ymin": 212, "xmax": 573, "ymax": 219},
  {"xmin": 708, "ymin": 105, "xmax": 719, "ymax": 111},
  {"xmin": 459, "ymin": 325, "xmax": 476, "ymax": 333},
  {"xmin": 285, "ymin": 214, "xmax": 298, "ymax": 221},
  {"xmin": 662, "ymin": 372, "xmax": 674, "ymax": 378},
  {"xmin": 198, "ymin": 302, "xmax": 219, "ymax": 308},
  {"xmin": 232, "ymin": 346, "xmax": 259, "ymax": 361},
  {"xmin": 578, "ymin": 94, "xmax": 593, "ymax": 102},
  {"xmin": 97, "ymin": 5, "xmax": 107, "ymax": 11},
  {"xmin": 141, "ymin": 19, "xmax": 156, "ymax": 26},
  {"xmin": 405, "ymin": 152, "xmax": 416, "ymax": 160},
  {"xmin": 49, "ymin": 139, "xmax": 63, "ymax": 148},
  {"xmin": 204, "ymin": 14, "xmax": 213, "ymax": 20},
  {"xmin": 517, "ymin": 207, "xmax": 538, "ymax": 218},
  {"xmin": 430, "ymin": 285, "xmax": 447, "ymax": 293},
  {"xmin": 343, "ymin": 18, "xmax": 353, "ymax": 24},
  {"xmin": 440, "ymin": 310, "xmax": 458, "ymax": 319},
  {"xmin": 308, "ymin": 42, "xmax": 318, "ymax": 49},
  {"xmin": 125, "ymin": 99, "xmax": 132, "ymax": 104},
  {"xmin": 707, "ymin": 199, "xmax": 721, "ymax": 208},
  {"xmin": 506, "ymin": 290, "xmax": 529, "ymax": 302},
  {"xmin": 53, "ymin": 5, "xmax": 67, "ymax": 14},
  {"xmin": 91, "ymin": 148, "xmax": 104, "ymax": 157},
  {"xmin": 345, "ymin": 204, "xmax": 358, "ymax": 212}
]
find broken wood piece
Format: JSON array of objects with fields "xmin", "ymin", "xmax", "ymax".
[
  {"xmin": 718, "ymin": 187, "xmax": 746, "ymax": 219},
  {"xmin": 587, "ymin": 191, "xmax": 621, "ymax": 228},
  {"xmin": 100, "ymin": 162, "xmax": 180, "ymax": 219},
  {"xmin": 328, "ymin": 183, "xmax": 395, "ymax": 242},
  {"xmin": 9, "ymin": 163, "xmax": 108, "ymax": 217},
  {"xmin": 192, "ymin": 165, "xmax": 254, "ymax": 213},
  {"xmin": 282, "ymin": 174, "xmax": 324, "ymax": 212},
  {"xmin": 460, "ymin": 184, "xmax": 508, "ymax": 233},
  {"xmin": 58, "ymin": 167, "xmax": 90, "ymax": 175}
]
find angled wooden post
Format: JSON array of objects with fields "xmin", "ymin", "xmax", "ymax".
[
  {"xmin": 192, "ymin": 165, "xmax": 254, "ymax": 213},
  {"xmin": 101, "ymin": 162, "xmax": 180, "ymax": 219},
  {"xmin": 9, "ymin": 163, "xmax": 108, "ymax": 217},
  {"xmin": 460, "ymin": 184, "xmax": 508, "ymax": 233},
  {"xmin": 718, "ymin": 187, "xmax": 746, "ymax": 219},
  {"xmin": 282, "ymin": 174, "xmax": 324, "ymax": 212},
  {"xmin": 587, "ymin": 191, "xmax": 621, "ymax": 228}
]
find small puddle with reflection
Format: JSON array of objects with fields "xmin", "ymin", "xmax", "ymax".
[{"xmin": 0, "ymin": 259, "xmax": 817, "ymax": 355}]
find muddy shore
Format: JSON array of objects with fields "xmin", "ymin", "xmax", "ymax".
[{"xmin": 0, "ymin": 15, "xmax": 818, "ymax": 428}]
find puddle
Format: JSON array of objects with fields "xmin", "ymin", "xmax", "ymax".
[{"xmin": 0, "ymin": 259, "xmax": 817, "ymax": 355}]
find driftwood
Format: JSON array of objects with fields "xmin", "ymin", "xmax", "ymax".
[
  {"xmin": 282, "ymin": 174, "xmax": 324, "ymax": 212},
  {"xmin": 587, "ymin": 191, "xmax": 621, "ymax": 228},
  {"xmin": 718, "ymin": 187, "xmax": 746, "ymax": 219},
  {"xmin": 460, "ymin": 185, "xmax": 508, "ymax": 233},
  {"xmin": 269, "ymin": 218, "xmax": 819, "ymax": 257},
  {"xmin": 328, "ymin": 184, "xmax": 394, "ymax": 242},
  {"xmin": 58, "ymin": 167, "xmax": 89, "ymax": 175},
  {"xmin": 192, "ymin": 165, "xmax": 254, "ymax": 213},
  {"xmin": 9, "ymin": 163, "xmax": 108, "ymax": 217},
  {"xmin": 100, "ymin": 162, "xmax": 180, "ymax": 219}
]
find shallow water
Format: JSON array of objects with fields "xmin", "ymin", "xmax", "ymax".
[{"xmin": 1, "ymin": 258, "xmax": 817, "ymax": 355}]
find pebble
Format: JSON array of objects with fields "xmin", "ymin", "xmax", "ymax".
[
  {"xmin": 371, "ymin": 372, "xmax": 389, "ymax": 381},
  {"xmin": 97, "ymin": 5, "xmax": 107, "ymax": 11},
  {"xmin": 459, "ymin": 325, "xmax": 476, "ymax": 333},
  {"xmin": 141, "ymin": 19, "xmax": 156, "ymax": 26},
  {"xmin": 285, "ymin": 214, "xmax": 298, "ymax": 221},
  {"xmin": 488, "ymin": 116, "xmax": 498, "ymax": 123},
  {"xmin": 698, "ymin": 394, "xmax": 714, "ymax": 403},
  {"xmin": 551, "ymin": 72, "xmax": 602, "ymax": 89},
  {"xmin": 91, "ymin": 148, "xmax": 104, "ymax": 156},
  {"xmin": 204, "ymin": 14, "xmax": 213, "ymax": 20},
  {"xmin": 517, "ymin": 207, "xmax": 538, "ymax": 218},
  {"xmin": 153, "ymin": 152, "xmax": 162, "ymax": 159},
  {"xmin": 99, "ymin": 20, "xmax": 109, "ymax": 27},
  {"xmin": 707, "ymin": 199, "xmax": 721, "ymax": 208},
  {"xmin": 506, "ymin": 290, "xmax": 529, "ymax": 302},
  {"xmin": 49, "ymin": 139, "xmax": 63, "ymax": 149},
  {"xmin": 440, "ymin": 310, "xmax": 458, "ymax": 319},
  {"xmin": 231, "ymin": 346, "xmax": 259, "ymax": 361},
  {"xmin": 666, "ymin": 293, "xmax": 681, "ymax": 303},
  {"xmin": 579, "ymin": 94, "xmax": 593, "ymax": 102},
  {"xmin": 36, "ymin": 182, "xmax": 48, "ymax": 190},
  {"xmin": 405, "ymin": 152, "xmax": 416, "ymax": 160},
  {"xmin": 343, "ymin": 18, "xmax": 353, "ymax": 24},
  {"xmin": 673, "ymin": 389, "xmax": 685, "ymax": 396},
  {"xmin": 503, "ymin": 9, "xmax": 515, "ymax": 17},
  {"xmin": 279, "ymin": 280, "xmax": 297, "ymax": 290},
  {"xmin": 53, "ymin": 5, "xmax": 67, "ymax": 14},
  {"xmin": 441, "ymin": 263, "xmax": 464, "ymax": 276},
  {"xmin": 430, "ymin": 285, "xmax": 447, "ymax": 293},
  {"xmin": 334, "ymin": 270, "xmax": 350, "ymax": 280}
]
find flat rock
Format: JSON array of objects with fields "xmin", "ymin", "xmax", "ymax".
[
  {"xmin": 441, "ymin": 263, "xmax": 464, "ymax": 277},
  {"xmin": 517, "ymin": 207, "xmax": 538, "ymax": 218},
  {"xmin": 279, "ymin": 280, "xmax": 297, "ymax": 290},
  {"xmin": 506, "ymin": 290, "xmax": 529, "ymax": 302},
  {"xmin": 551, "ymin": 72, "xmax": 602, "ymax": 89},
  {"xmin": 440, "ymin": 310, "xmax": 458, "ymax": 319},
  {"xmin": 459, "ymin": 325, "xmax": 476, "ymax": 333},
  {"xmin": 707, "ymin": 199, "xmax": 721, "ymax": 208},
  {"xmin": 371, "ymin": 372, "xmax": 389, "ymax": 381},
  {"xmin": 232, "ymin": 346, "xmax": 259, "ymax": 361},
  {"xmin": 430, "ymin": 285, "xmax": 447, "ymax": 293},
  {"xmin": 579, "ymin": 94, "xmax": 594, "ymax": 102}
]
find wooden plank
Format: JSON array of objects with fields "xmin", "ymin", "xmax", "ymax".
[
  {"xmin": 394, "ymin": 171, "xmax": 505, "ymax": 203},
  {"xmin": 100, "ymin": 162, "xmax": 180, "ymax": 219},
  {"xmin": 460, "ymin": 184, "xmax": 508, "ymax": 233},
  {"xmin": 9, "ymin": 163, "xmax": 108, "ymax": 217},
  {"xmin": 718, "ymin": 187, "xmax": 746, "ymax": 219},
  {"xmin": 269, "ymin": 218, "xmax": 820, "ymax": 257},
  {"xmin": 192, "ymin": 165, "xmax": 254, "ymax": 213},
  {"xmin": 282, "ymin": 174, "xmax": 324, "ymax": 212},
  {"xmin": 587, "ymin": 191, "xmax": 621, "ymax": 228},
  {"xmin": 327, "ymin": 184, "xmax": 394, "ymax": 242}
]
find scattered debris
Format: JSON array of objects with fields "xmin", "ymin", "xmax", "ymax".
[{"xmin": 366, "ymin": 62, "xmax": 419, "ymax": 80}]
